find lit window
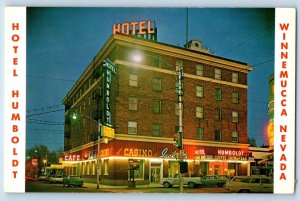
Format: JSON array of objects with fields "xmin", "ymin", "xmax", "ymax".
[
  {"xmin": 215, "ymin": 88, "xmax": 222, "ymax": 100},
  {"xmin": 232, "ymin": 111, "xmax": 239, "ymax": 123},
  {"xmin": 154, "ymin": 55, "xmax": 161, "ymax": 67},
  {"xmin": 232, "ymin": 91, "xmax": 239, "ymax": 103},
  {"xmin": 176, "ymin": 59, "xmax": 183, "ymax": 72},
  {"xmin": 153, "ymin": 78, "xmax": 162, "ymax": 91},
  {"xmin": 196, "ymin": 64, "xmax": 204, "ymax": 76},
  {"xmin": 128, "ymin": 159, "xmax": 144, "ymax": 180},
  {"xmin": 196, "ymin": 85, "xmax": 204, "ymax": 97},
  {"xmin": 104, "ymin": 159, "xmax": 109, "ymax": 175},
  {"xmin": 196, "ymin": 106, "xmax": 204, "ymax": 118},
  {"xmin": 128, "ymin": 121, "xmax": 137, "ymax": 134},
  {"xmin": 153, "ymin": 100, "xmax": 161, "ymax": 114},
  {"xmin": 215, "ymin": 108, "xmax": 222, "ymax": 121},
  {"xmin": 215, "ymin": 68, "xmax": 221, "ymax": 80},
  {"xmin": 152, "ymin": 124, "xmax": 161, "ymax": 136},
  {"xmin": 129, "ymin": 97, "xmax": 138, "ymax": 110},
  {"xmin": 196, "ymin": 128, "xmax": 204, "ymax": 140},
  {"xmin": 129, "ymin": 74, "xmax": 138, "ymax": 87},
  {"xmin": 232, "ymin": 131, "xmax": 239, "ymax": 142},
  {"xmin": 215, "ymin": 130, "xmax": 222, "ymax": 141},
  {"xmin": 232, "ymin": 72, "xmax": 239, "ymax": 83}
]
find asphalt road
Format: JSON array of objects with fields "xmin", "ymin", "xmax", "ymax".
[{"xmin": 25, "ymin": 181, "xmax": 230, "ymax": 193}]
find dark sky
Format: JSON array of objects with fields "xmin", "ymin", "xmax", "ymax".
[{"xmin": 26, "ymin": 8, "xmax": 275, "ymax": 151}]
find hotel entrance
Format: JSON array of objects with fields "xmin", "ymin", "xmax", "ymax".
[{"xmin": 150, "ymin": 162, "xmax": 162, "ymax": 184}]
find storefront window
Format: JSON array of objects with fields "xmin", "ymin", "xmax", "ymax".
[
  {"xmin": 104, "ymin": 159, "xmax": 109, "ymax": 175},
  {"xmin": 128, "ymin": 159, "xmax": 144, "ymax": 180},
  {"xmin": 168, "ymin": 161, "xmax": 179, "ymax": 177}
]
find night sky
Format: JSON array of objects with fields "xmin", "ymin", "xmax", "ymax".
[{"xmin": 26, "ymin": 8, "xmax": 275, "ymax": 151}]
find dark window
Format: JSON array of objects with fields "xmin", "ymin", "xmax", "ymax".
[{"xmin": 215, "ymin": 130, "xmax": 222, "ymax": 141}]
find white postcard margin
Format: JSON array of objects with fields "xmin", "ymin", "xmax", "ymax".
[
  {"xmin": 4, "ymin": 7, "xmax": 26, "ymax": 193},
  {"xmin": 273, "ymin": 8, "xmax": 296, "ymax": 194}
]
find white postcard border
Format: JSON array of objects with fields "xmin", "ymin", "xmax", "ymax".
[
  {"xmin": 4, "ymin": 7, "xmax": 26, "ymax": 193},
  {"xmin": 273, "ymin": 8, "xmax": 296, "ymax": 194}
]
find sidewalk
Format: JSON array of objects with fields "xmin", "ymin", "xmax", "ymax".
[{"xmin": 83, "ymin": 182, "xmax": 161, "ymax": 189}]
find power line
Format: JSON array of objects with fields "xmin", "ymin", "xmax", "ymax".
[
  {"xmin": 220, "ymin": 27, "xmax": 270, "ymax": 56},
  {"xmin": 28, "ymin": 74, "xmax": 76, "ymax": 83},
  {"xmin": 27, "ymin": 118, "xmax": 64, "ymax": 125},
  {"xmin": 27, "ymin": 104, "xmax": 64, "ymax": 113},
  {"xmin": 252, "ymin": 58, "xmax": 274, "ymax": 67},
  {"xmin": 26, "ymin": 109, "xmax": 65, "ymax": 117}
]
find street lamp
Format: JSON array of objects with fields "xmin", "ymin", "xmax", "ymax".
[
  {"xmin": 132, "ymin": 52, "xmax": 185, "ymax": 193},
  {"xmin": 72, "ymin": 113, "xmax": 102, "ymax": 189},
  {"xmin": 43, "ymin": 159, "xmax": 47, "ymax": 175}
]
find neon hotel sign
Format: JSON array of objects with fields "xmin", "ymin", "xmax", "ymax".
[{"xmin": 113, "ymin": 20, "xmax": 155, "ymax": 35}]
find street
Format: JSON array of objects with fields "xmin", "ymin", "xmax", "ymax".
[{"xmin": 25, "ymin": 181, "xmax": 230, "ymax": 193}]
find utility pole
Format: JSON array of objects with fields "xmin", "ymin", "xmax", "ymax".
[
  {"xmin": 178, "ymin": 67, "xmax": 184, "ymax": 193},
  {"xmin": 96, "ymin": 119, "xmax": 101, "ymax": 189}
]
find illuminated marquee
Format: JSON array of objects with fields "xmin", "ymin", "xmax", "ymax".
[
  {"xmin": 64, "ymin": 154, "xmax": 81, "ymax": 161},
  {"xmin": 103, "ymin": 59, "xmax": 116, "ymax": 126},
  {"xmin": 113, "ymin": 20, "xmax": 157, "ymax": 41}
]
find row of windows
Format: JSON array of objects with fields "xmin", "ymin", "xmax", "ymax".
[
  {"xmin": 128, "ymin": 97, "xmax": 240, "ymax": 122},
  {"xmin": 128, "ymin": 121, "xmax": 239, "ymax": 142},
  {"xmin": 139, "ymin": 58, "xmax": 240, "ymax": 84},
  {"xmin": 129, "ymin": 75, "xmax": 240, "ymax": 104},
  {"xmin": 195, "ymin": 63, "xmax": 239, "ymax": 83},
  {"xmin": 199, "ymin": 87, "xmax": 239, "ymax": 103}
]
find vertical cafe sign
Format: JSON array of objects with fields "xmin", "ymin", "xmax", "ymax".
[{"xmin": 103, "ymin": 59, "xmax": 116, "ymax": 126}]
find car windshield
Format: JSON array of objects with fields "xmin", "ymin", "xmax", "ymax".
[{"xmin": 232, "ymin": 177, "xmax": 251, "ymax": 183}]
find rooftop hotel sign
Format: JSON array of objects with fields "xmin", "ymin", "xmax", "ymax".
[{"xmin": 113, "ymin": 20, "xmax": 157, "ymax": 41}]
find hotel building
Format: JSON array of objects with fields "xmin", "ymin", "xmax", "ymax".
[{"xmin": 62, "ymin": 29, "xmax": 253, "ymax": 185}]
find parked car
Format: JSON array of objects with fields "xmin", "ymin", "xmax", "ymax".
[
  {"xmin": 63, "ymin": 175, "xmax": 84, "ymax": 187},
  {"xmin": 225, "ymin": 175, "xmax": 273, "ymax": 193},
  {"xmin": 161, "ymin": 173, "xmax": 202, "ymax": 188},
  {"xmin": 200, "ymin": 175, "xmax": 229, "ymax": 187},
  {"xmin": 37, "ymin": 174, "xmax": 49, "ymax": 182},
  {"xmin": 48, "ymin": 175, "xmax": 64, "ymax": 184}
]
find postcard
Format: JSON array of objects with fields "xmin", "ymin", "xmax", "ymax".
[{"xmin": 3, "ymin": 7, "xmax": 296, "ymax": 194}]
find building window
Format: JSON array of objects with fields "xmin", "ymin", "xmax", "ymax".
[
  {"xmin": 232, "ymin": 111, "xmax": 239, "ymax": 123},
  {"xmin": 153, "ymin": 100, "xmax": 161, "ymax": 114},
  {"xmin": 232, "ymin": 72, "xmax": 239, "ymax": 83},
  {"xmin": 196, "ymin": 85, "xmax": 204, "ymax": 97},
  {"xmin": 232, "ymin": 91, "xmax": 239, "ymax": 103},
  {"xmin": 196, "ymin": 106, "xmax": 204, "ymax": 118},
  {"xmin": 154, "ymin": 55, "xmax": 161, "ymax": 67},
  {"xmin": 92, "ymin": 161, "xmax": 96, "ymax": 175},
  {"xmin": 128, "ymin": 121, "xmax": 137, "ymax": 134},
  {"xmin": 196, "ymin": 128, "xmax": 204, "ymax": 140},
  {"xmin": 104, "ymin": 159, "xmax": 109, "ymax": 175},
  {"xmin": 129, "ymin": 97, "xmax": 138, "ymax": 110},
  {"xmin": 215, "ymin": 68, "xmax": 221, "ymax": 80},
  {"xmin": 152, "ymin": 124, "xmax": 161, "ymax": 136},
  {"xmin": 153, "ymin": 78, "xmax": 162, "ymax": 91},
  {"xmin": 128, "ymin": 159, "xmax": 144, "ymax": 180},
  {"xmin": 176, "ymin": 59, "xmax": 183, "ymax": 72},
  {"xmin": 129, "ymin": 74, "xmax": 138, "ymax": 87},
  {"xmin": 215, "ymin": 108, "xmax": 222, "ymax": 121},
  {"xmin": 232, "ymin": 131, "xmax": 239, "ymax": 142},
  {"xmin": 196, "ymin": 64, "xmax": 203, "ymax": 76},
  {"xmin": 215, "ymin": 130, "xmax": 222, "ymax": 141},
  {"xmin": 215, "ymin": 88, "xmax": 222, "ymax": 100}
]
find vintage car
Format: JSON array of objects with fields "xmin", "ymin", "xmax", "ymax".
[
  {"xmin": 37, "ymin": 174, "xmax": 49, "ymax": 182},
  {"xmin": 225, "ymin": 175, "xmax": 273, "ymax": 193},
  {"xmin": 200, "ymin": 175, "xmax": 229, "ymax": 187},
  {"xmin": 63, "ymin": 175, "xmax": 84, "ymax": 187},
  {"xmin": 48, "ymin": 175, "xmax": 64, "ymax": 184},
  {"xmin": 161, "ymin": 173, "xmax": 202, "ymax": 188}
]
